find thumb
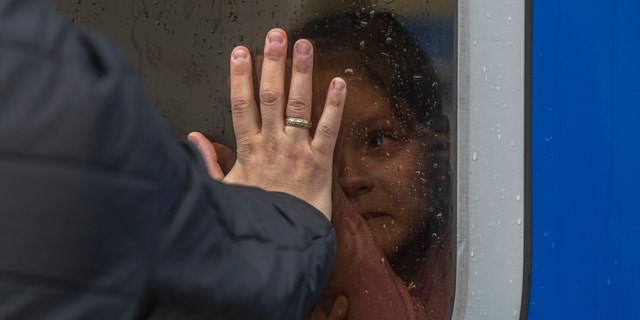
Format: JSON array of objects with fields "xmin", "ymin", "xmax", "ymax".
[
  {"xmin": 327, "ymin": 295, "xmax": 349, "ymax": 320},
  {"xmin": 188, "ymin": 132, "xmax": 225, "ymax": 180}
]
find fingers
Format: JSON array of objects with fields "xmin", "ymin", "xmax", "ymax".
[
  {"xmin": 311, "ymin": 77, "xmax": 347, "ymax": 159},
  {"xmin": 259, "ymin": 28, "xmax": 288, "ymax": 134},
  {"xmin": 327, "ymin": 295, "xmax": 349, "ymax": 320},
  {"xmin": 229, "ymin": 46, "xmax": 260, "ymax": 145},
  {"xmin": 285, "ymin": 39, "xmax": 314, "ymax": 141},
  {"xmin": 188, "ymin": 132, "xmax": 226, "ymax": 180}
]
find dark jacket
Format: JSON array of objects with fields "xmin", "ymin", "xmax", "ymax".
[{"xmin": 0, "ymin": 0, "xmax": 336, "ymax": 319}]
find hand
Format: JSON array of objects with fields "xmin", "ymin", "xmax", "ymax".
[
  {"xmin": 190, "ymin": 28, "xmax": 346, "ymax": 220},
  {"xmin": 187, "ymin": 132, "xmax": 236, "ymax": 180},
  {"xmin": 307, "ymin": 295, "xmax": 348, "ymax": 320}
]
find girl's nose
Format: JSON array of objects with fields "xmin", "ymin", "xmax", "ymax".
[{"xmin": 338, "ymin": 163, "xmax": 374, "ymax": 198}]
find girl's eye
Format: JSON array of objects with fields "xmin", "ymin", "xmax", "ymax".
[{"xmin": 368, "ymin": 131, "xmax": 396, "ymax": 148}]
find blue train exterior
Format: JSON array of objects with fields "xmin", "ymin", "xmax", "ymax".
[{"xmin": 530, "ymin": 0, "xmax": 640, "ymax": 318}]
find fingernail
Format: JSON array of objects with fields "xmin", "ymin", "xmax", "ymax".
[
  {"xmin": 333, "ymin": 78, "xmax": 346, "ymax": 92},
  {"xmin": 297, "ymin": 41, "xmax": 311, "ymax": 56},
  {"xmin": 268, "ymin": 30, "xmax": 284, "ymax": 46},
  {"xmin": 187, "ymin": 133, "xmax": 200, "ymax": 147},
  {"xmin": 232, "ymin": 48, "xmax": 248, "ymax": 61}
]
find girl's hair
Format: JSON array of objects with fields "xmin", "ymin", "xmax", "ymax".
[{"xmin": 291, "ymin": 11, "xmax": 449, "ymax": 134}]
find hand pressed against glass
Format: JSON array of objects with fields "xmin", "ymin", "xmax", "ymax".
[{"xmin": 189, "ymin": 28, "xmax": 347, "ymax": 221}]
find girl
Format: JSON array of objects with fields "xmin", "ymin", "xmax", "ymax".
[{"xmin": 297, "ymin": 11, "xmax": 454, "ymax": 320}]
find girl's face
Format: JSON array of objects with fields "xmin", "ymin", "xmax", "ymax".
[{"xmin": 314, "ymin": 73, "xmax": 434, "ymax": 258}]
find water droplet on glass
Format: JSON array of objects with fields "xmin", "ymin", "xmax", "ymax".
[
  {"xmin": 517, "ymin": 218, "xmax": 522, "ymax": 225},
  {"xmin": 472, "ymin": 152, "xmax": 478, "ymax": 161},
  {"xmin": 516, "ymin": 194, "xmax": 521, "ymax": 202},
  {"xmin": 344, "ymin": 68, "xmax": 354, "ymax": 75},
  {"xmin": 470, "ymin": 251, "xmax": 475, "ymax": 257}
]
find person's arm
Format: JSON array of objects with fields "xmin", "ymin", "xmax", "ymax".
[
  {"xmin": 0, "ymin": 1, "xmax": 344, "ymax": 319},
  {"xmin": 152, "ymin": 29, "xmax": 347, "ymax": 319},
  {"xmin": 149, "ymin": 161, "xmax": 338, "ymax": 319}
]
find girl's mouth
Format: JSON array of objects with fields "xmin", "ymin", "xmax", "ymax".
[{"xmin": 361, "ymin": 211, "xmax": 389, "ymax": 220}]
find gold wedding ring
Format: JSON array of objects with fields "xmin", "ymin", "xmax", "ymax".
[{"xmin": 285, "ymin": 117, "xmax": 312, "ymax": 129}]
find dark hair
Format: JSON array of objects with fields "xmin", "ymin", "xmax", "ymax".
[{"xmin": 291, "ymin": 11, "xmax": 449, "ymax": 134}]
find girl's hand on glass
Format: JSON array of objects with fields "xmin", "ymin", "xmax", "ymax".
[
  {"xmin": 316, "ymin": 185, "xmax": 429, "ymax": 320},
  {"xmin": 307, "ymin": 295, "xmax": 348, "ymax": 320}
]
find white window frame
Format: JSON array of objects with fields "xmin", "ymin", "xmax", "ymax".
[{"xmin": 452, "ymin": 1, "xmax": 527, "ymax": 319}]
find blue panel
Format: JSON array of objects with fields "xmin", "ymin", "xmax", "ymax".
[{"xmin": 531, "ymin": 0, "xmax": 640, "ymax": 318}]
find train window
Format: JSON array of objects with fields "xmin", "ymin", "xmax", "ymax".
[{"xmin": 54, "ymin": 0, "xmax": 526, "ymax": 319}]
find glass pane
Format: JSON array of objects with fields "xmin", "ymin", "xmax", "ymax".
[{"xmin": 54, "ymin": 0, "xmax": 456, "ymax": 318}]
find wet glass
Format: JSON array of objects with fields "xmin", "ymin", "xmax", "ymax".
[{"xmin": 54, "ymin": 0, "xmax": 456, "ymax": 318}]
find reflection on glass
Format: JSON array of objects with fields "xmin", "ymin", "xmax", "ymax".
[{"xmin": 291, "ymin": 12, "xmax": 453, "ymax": 320}]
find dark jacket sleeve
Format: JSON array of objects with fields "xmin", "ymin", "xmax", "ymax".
[{"xmin": 0, "ymin": 1, "xmax": 336, "ymax": 319}]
